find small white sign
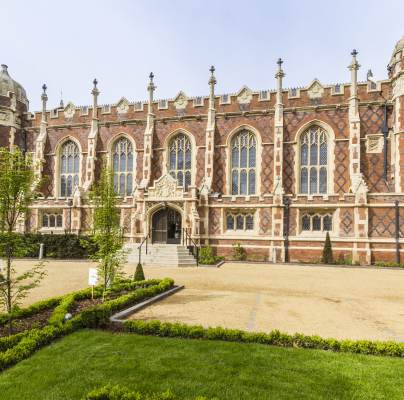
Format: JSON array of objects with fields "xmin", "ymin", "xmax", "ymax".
[{"xmin": 88, "ymin": 268, "xmax": 98, "ymax": 286}]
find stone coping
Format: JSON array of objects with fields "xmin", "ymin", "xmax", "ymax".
[{"xmin": 110, "ymin": 285, "xmax": 184, "ymax": 323}]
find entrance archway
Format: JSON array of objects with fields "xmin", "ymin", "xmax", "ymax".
[{"xmin": 151, "ymin": 207, "xmax": 182, "ymax": 244}]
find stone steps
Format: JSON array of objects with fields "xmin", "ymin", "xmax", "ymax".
[{"xmin": 125, "ymin": 243, "xmax": 197, "ymax": 267}]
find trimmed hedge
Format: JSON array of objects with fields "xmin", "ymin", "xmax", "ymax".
[
  {"xmin": 0, "ymin": 233, "xmax": 97, "ymax": 259},
  {"xmin": 84, "ymin": 384, "xmax": 213, "ymax": 400},
  {"xmin": 375, "ymin": 261, "xmax": 404, "ymax": 269},
  {"xmin": 0, "ymin": 278, "xmax": 174, "ymax": 372},
  {"xmin": 123, "ymin": 320, "xmax": 404, "ymax": 358}
]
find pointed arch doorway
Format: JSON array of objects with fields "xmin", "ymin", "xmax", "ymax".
[{"xmin": 151, "ymin": 207, "xmax": 182, "ymax": 244}]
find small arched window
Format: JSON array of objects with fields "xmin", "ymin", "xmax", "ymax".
[
  {"xmin": 168, "ymin": 133, "xmax": 192, "ymax": 190},
  {"xmin": 60, "ymin": 140, "xmax": 80, "ymax": 197},
  {"xmin": 112, "ymin": 137, "xmax": 134, "ymax": 196},
  {"xmin": 300, "ymin": 126, "xmax": 328, "ymax": 194},
  {"xmin": 231, "ymin": 130, "xmax": 256, "ymax": 195}
]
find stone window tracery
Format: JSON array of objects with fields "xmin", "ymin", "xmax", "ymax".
[
  {"xmin": 112, "ymin": 137, "xmax": 134, "ymax": 196},
  {"xmin": 301, "ymin": 213, "xmax": 333, "ymax": 232},
  {"xmin": 300, "ymin": 126, "xmax": 328, "ymax": 194},
  {"xmin": 231, "ymin": 130, "xmax": 256, "ymax": 195},
  {"xmin": 226, "ymin": 212, "xmax": 254, "ymax": 231},
  {"xmin": 42, "ymin": 212, "xmax": 63, "ymax": 229},
  {"xmin": 60, "ymin": 140, "xmax": 80, "ymax": 197},
  {"xmin": 168, "ymin": 133, "xmax": 192, "ymax": 190}
]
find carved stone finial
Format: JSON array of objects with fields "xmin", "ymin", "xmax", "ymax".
[
  {"xmin": 42, "ymin": 84, "xmax": 47, "ymax": 94},
  {"xmin": 209, "ymin": 65, "xmax": 217, "ymax": 86},
  {"xmin": 149, "ymin": 72, "xmax": 154, "ymax": 82},
  {"xmin": 148, "ymin": 72, "xmax": 156, "ymax": 93},
  {"xmin": 349, "ymin": 49, "xmax": 360, "ymax": 71},
  {"xmin": 275, "ymin": 58, "xmax": 285, "ymax": 79},
  {"xmin": 351, "ymin": 49, "xmax": 358, "ymax": 57},
  {"xmin": 92, "ymin": 78, "xmax": 100, "ymax": 96},
  {"xmin": 277, "ymin": 58, "xmax": 283, "ymax": 67},
  {"xmin": 93, "ymin": 78, "xmax": 98, "ymax": 88}
]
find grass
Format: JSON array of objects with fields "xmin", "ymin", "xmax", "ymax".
[{"xmin": 1, "ymin": 330, "xmax": 404, "ymax": 399}]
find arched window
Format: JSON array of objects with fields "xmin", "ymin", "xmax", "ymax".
[
  {"xmin": 168, "ymin": 133, "xmax": 192, "ymax": 190},
  {"xmin": 112, "ymin": 137, "xmax": 134, "ymax": 196},
  {"xmin": 60, "ymin": 140, "xmax": 80, "ymax": 197},
  {"xmin": 300, "ymin": 126, "xmax": 328, "ymax": 194},
  {"xmin": 231, "ymin": 130, "xmax": 256, "ymax": 195}
]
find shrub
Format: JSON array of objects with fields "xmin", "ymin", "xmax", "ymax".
[
  {"xmin": 198, "ymin": 246, "xmax": 217, "ymax": 265},
  {"xmin": 123, "ymin": 319, "xmax": 404, "ymax": 358},
  {"xmin": 375, "ymin": 261, "xmax": 404, "ymax": 268},
  {"xmin": 84, "ymin": 384, "xmax": 212, "ymax": 400},
  {"xmin": 0, "ymin": 233, "xmax": 97, "ymax": 259},
  {"xmin": 134, "ymin": 263, "xmax": 145, "ymax": 281},
  {"xmin": 232, "ymin": 243, "xmax": 246, "ymax": 261},
  {"xmin": 322, "ymin": 232, "xmax": 333, "ymax": 264}
]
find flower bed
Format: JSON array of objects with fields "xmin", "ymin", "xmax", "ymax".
[{"xmin": 0, "ymin": 278, "xmax": 174, "ymax": 372}]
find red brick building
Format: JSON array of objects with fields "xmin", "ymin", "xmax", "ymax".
[{"xmin": 1, "ymin": 37, "xmax": 404, "ymax": 264}]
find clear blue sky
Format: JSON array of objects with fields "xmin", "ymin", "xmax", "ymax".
[{"xmin": 1, "ymin": 0, "xmax": 403, "ymax": 111}]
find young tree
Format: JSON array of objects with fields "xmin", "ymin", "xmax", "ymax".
[
  {"xmin": 322, "ymin": 231, "xmax": 334, "ymax": 264},
  {"xmin": 89, "ymin": 164, "xmax": 126, "ymax": 300},
  {"xmin": 0, "ymin": 148, "xmax": 46, "ymax": 333}
]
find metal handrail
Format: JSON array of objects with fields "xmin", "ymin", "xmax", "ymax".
[
  {"xmin": 183, "ymin": 228, "xmax": 199, "ymax": 266},
  {"xmin": 137, "ymin": 235, "xmax": 148, "ymax": 265}
]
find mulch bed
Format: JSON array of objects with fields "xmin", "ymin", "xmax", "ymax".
[{"xmin": 0, "ymin": 308, "xmax": 54, "ymax": 337}]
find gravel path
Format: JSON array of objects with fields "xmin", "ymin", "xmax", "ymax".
[{"xmin": 8, "ymin": 260, "xmax": 404, "ymax": 341}]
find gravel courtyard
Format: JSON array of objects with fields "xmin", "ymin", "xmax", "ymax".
[{"xmin": 9, "ymin": 260, "xmax": 404, "ymax": 341}]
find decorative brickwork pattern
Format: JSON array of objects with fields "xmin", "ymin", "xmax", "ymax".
[
  {"xmin": 260, "ymin": 145, "xmax": 273, "ymax": 194},
  {"xmin": 340, "ymin": 209, "xmax": 354, "ymax": 237},
  {"xmin": 209, "ymin": 208, "xmax": 221, "ymax": 234},
  {"xmin": 259, "ymin": 208, "xmax": 271, "ymax": 234},
  {"xmin": 334, "ymin": 141, "xmax": 349, "ymax": 194},
  {"xmin": 283, "ymin": 144, "xmax": 295, "ymax": 194},
  {"xmin": 212, "ymin": 147, "xmax": 226, "ymax": 194},
  {"xmin": 369, "ymin": 208, "xmax": 396, "ymax": 237},
  {"xmin": 284, "ymin": 111, "xmax": 308, "ymax": 142}
]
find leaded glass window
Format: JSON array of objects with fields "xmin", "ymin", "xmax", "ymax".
[
  {"xmin": 231, "ymin": 130, "xmax": 256, "ymax": 195},
  {"xmin": 168, "ymin": 133, "xmax": 192, "ymax": 190},
  {"xmin": 300, "ymin": 213, "xmax": 333, "ymax": 233},
  {"xmin": 60, "ymin": 140, "xmax": 80, "ymax": 197},
  {"xmin": 113, "ymin": 137, "xmax": 134, "ymax": 196},
  {"xmin": 42, "ymin": 212, "xmax": 63, "ymax": 228},
  {"xmin": 300, "ymin": 126, "xmax": 328, "ymax": 194},
  {"xmin": 226, "ymin": 213, "xmax": 254, "ymax": 231}
]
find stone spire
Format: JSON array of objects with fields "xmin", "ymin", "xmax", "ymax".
[
  {"xmin": 83, "ymin": 78, "xmax": 100, "ymax": 191},
  {"xmin": 202, "ymin": 66, "xmax": 217, "ymax": 194},
  {"xmin": 347, "ymin": 49, "xmax": 367, "ymax": 197},
  {"xmin": 91, "ymin": 79, "xmax": 99, "ymax": 120},
  {"xmin": 34, "ymin": 83, "xmax": 49, "ymax": 180},
  {"xmin": 141, "ymin": 72, "xmax": 156, "ymax": 188},
  {"xmin": 41, "ymin": 84, "xmax": 48, "ymax": 123},
  {"xmin": 273, "ymin": 58, "xmax": 285, "ymax": 198}
]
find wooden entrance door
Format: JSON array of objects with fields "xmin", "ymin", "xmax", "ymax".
[
  {"xmin": 152, "ymin": 208, "xmax": 182, "ymax": 244},
  {"xmin": 152, "ymin": 209, "xmax": 167, "ymax": 243}
]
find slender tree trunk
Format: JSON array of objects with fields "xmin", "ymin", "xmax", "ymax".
[{"xmin": 6, "ymin": 252, "xmax": 12, "ymax": 335}]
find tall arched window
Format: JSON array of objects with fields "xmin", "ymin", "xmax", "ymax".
[
  {"xmin": 300, "ymin": 126, "xmax": 328, "ymax": 194},
  {"xmin": 60, "ymin": 140, "xmax": 80, "ymax": 197},
  {"xmin": 112, "ymin": 137, "xmax": 134, "ymax": 196},
  {"xmin": 168, "ymin": 133, "xmax": 192, "ymax": 190},
  {"xmin": 231, "ymin": 130, "xmax": 256, "ymax": 195}
]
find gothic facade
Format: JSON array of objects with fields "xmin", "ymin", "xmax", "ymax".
[{"xmin": 1, "ymin": 37, "xmax": 404, "ymax": 264}]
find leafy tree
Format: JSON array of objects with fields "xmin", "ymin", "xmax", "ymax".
[
  {"xmin": 322, "ymin": 231, "xmax": 334, "ymax": 264},
  {"xmin": 134, "ymin": 263, "xmax": 145, "ymax": 281},
  {"xmin": 88, "ymin": 164, "xmax": 126, "ymax": 300},
  {"xmin": 0, "ymin": 148, "xmax": 46, "ymax": 333}
]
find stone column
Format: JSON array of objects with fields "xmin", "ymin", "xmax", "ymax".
[
  {"xmin": 141, "ymin": 73, "xmax": 156, "ymax": 189},
  {"xmin": 347, "ymin": 50, "xmax": 369, "ymax": 263},
  {"xmin": 34, "ymin": 84, "xmax": 48, "ymax": 181},
  {"xmin": 83, "ymin": 79, "xmax": 99, "ymax": 190},
  {"xmin": 271, "ymin": 58, "xmax": 286, "ymax": 261}
]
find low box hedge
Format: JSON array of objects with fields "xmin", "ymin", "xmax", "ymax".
[
  {"xmin": 0, "ymin": 278, "xmax": 174, "ymax": 372},
  {"xmin": 83, "ymin": 384, "xmax": 213, "ymax": 400},
  {"xmin": 122, "ymin": 320, "xmax": 404, "ymax": 358}
]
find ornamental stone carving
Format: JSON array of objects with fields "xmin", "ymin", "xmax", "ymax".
[
  {"xmin": 147, "ymin": 173, "xmax": 184, "ymax": 199},
  {"xmin": 307, "ymin": 79, "xmax": 324, "ymax": 99},
  {"xmin": 64, "ymin": 102, "xmax": 76, "ymax": 119},
  {"xmin": 392, "ymin": 74, "xmax": 404, "ymax": 99},
  {"xmin": 237, "ymin": 86, "xmax": 252, "ymax": 104},
  {"xmin": 366, "ymin": 135, "xmax": 384, "ymax": 153},
  {"xmin": 116, "ymin": 97, "xmax": 130, "ymax": 114},
  {"xmin": 174, "ymin": 91, "xmax": 188, "ymax": 110}
]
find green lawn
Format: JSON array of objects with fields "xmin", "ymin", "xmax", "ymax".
[{"xmin": 1, "ymin": 330, "xmax": 404, "ymax": 400}]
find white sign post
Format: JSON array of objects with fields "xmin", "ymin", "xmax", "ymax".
[{"xmin": 88, "ymin": 268, "xmax": 98, "ymax": 299}]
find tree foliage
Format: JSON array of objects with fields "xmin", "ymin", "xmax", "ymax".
[
  {"xmin": 0, "ymin": 148, "xmax": 46, "ymax": 328},
  {"xmin": 88, "ymin": 164, "xmax": 126, "ymax": 299},
  {"xmin": 322, "ymin": 232, "xmax": 334, "ymax": 264}
]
